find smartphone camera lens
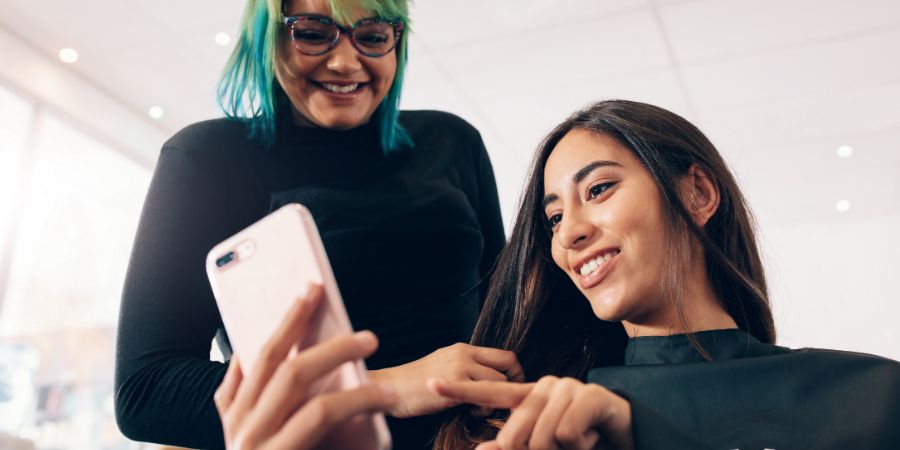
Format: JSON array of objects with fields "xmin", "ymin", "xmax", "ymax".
[{"xmin": 216, "ymin": 251, "xmax": 236, "ymax": 268}]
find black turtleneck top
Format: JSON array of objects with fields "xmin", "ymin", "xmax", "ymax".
[
  {"xmin": 588, "ymin": 329, "xmax": 900, "ymax": 449},
  {"xmin": 114, "ymin": 111, "xmax": 505, "ymax": 450}
]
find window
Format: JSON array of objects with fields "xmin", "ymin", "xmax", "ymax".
[
  {"xmin": 0, "ymin": 85, "xmax": 33, "ymax": 267},
  {"xmin": 0, "ymin": 103, "xmax": 151, "ymax": 450}
]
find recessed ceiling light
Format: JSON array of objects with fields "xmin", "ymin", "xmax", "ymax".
[
  {"xmin": 215, "ymin": 32, "xmax": 232, "ymax": 47},
  {"xmin": 835, "ymin": 200, "xmax": 851, "ymax": 212},
  {"xmin": 837, "ymin": 145, "xmax": 853, "ymax": 158},
  {"xmin": 58, "ymin": 48, "xmax": 79, "ymax": 63},
  {"xmin": 148, "ymin": 106, "xmax": 165, "ymax": 120}
]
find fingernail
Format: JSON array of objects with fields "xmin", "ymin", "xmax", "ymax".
[{"xmin": 355, "ymin": 330, "xmax": 377, "ymax": 348}]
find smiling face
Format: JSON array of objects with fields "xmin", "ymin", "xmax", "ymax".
[
  {"xmin": 543, "ymin": 129, "xmax": 676, "ymax": 327},
  {"xmin": 276, "ymin": 0, "xmax": 397, "ymax": 129}
]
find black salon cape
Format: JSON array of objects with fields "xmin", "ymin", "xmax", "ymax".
[{"xmin": 587, "ymin": 329, "xmax": 900, "ymax": 450}]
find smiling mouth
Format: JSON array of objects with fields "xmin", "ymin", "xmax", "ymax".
[
  {"xmin": 312, "ymin": 80, "xmax": 367, "ymax": 95},
  {"xmin": 577, "ymin": 249, "xmax": 620, "ymax": 276}
]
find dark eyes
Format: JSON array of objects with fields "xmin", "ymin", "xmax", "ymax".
[
  {"xmin": 293, "ymin": 29, "xmax": 332, "ymax": 43},
  {"xmin": 545, "ymin": 182, "xmax": 616, "ymax": 231},
  {"xmin": 547, "ymin": 213, "xmax": 562, "ymax": 228},
  {"xmin": 588, "ymin": 182, "xmax": 614, "ymax": 200},
  {"xmin": 356, "ymin": 32, "xmax": 389, "ymax": 46}
]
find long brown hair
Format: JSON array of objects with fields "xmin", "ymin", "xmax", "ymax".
[{"xmin": 434, "ymin": 100, "xmax": 775, "ymax": 449}]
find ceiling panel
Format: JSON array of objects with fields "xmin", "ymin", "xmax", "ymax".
[
  {"xmin": 0, "ymin": 0, "xmax": 162, "ymax": 57},
  {"xmin": 428, "ymin": 8, "xmax": 670, "ymax": 101},
  {"xmin": 682, "ymin": 28, "xmax": 900, "ymax": 113},
  {"xmin": 469, "ymin": 68, "xmax": 689, "ymax": 161},
  {"xmin": 84, "ymin": 38, "xmax": 222, "ymax": 131},
  {"xmin": 659, "ymin": 0, "xmax": 900, "ymax": 63},
  {"xmin": 696, "ymin": 84, "xmax": 900, "ymax": 156},
  {"xmin": 409, "ymin": 0, "xmax": 649, "ymax": 51},
  {"xmin": 130, "ymin": 0, "xmax": 245, "ymax": 33}
]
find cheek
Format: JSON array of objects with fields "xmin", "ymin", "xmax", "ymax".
[
  {"xmin": 550, "ymin": 238, "xmax": 566, "ymax": 271},
  {"xmin": 372, "ymin": 59, "xmax": 397, "ymax": 92}
]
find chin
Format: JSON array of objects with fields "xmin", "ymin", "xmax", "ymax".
[{"xmin": 586, "ymin": 290, "xmax": 628, "ymax": 322}]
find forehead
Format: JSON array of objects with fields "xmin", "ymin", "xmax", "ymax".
[
  {"xmin": 543, "ymin": 129, "xmax": 635, "ymax": 186},
  {"xmin": 287, "ymin": 0, "xmax": 372, "ymax": 22}
]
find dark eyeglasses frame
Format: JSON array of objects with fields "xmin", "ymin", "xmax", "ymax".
[{"xmin": 282, "ymin": 14, "xmax": 404, "ymax": 58}]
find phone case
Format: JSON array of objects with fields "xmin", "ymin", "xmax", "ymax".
[{"xmin": 206, "ymin": 203, "xmax": 391, "ymax": 450}]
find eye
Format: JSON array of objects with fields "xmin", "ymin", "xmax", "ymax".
[
  {"xmin": 356, "ymin": 31, "xmax": 390, "ymax": 47},
  {"xmin": 293, "ymin": 29, "xmax": 333, "ymax": 44},
  {"xmin": 587, "ymin": 182, "xmax": 615, "ymax": 200},
  {"xmin": 546, "ymin": 213, "xmax": 562, "ymax": 230}
]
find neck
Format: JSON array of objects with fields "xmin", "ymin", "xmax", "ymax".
[{"xmin": 622, "ymin": 265, "xmax": 737, "ymax": 338}]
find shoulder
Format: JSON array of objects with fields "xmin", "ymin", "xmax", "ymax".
[
  {"xmin": 399, "ymin": 110, "xmax": 483, "ymax": 143},
  {"xmin": 792, "ymin": 347, "xmax": 900, "ymax": 369},
  {"xmin": 164, "ymin": 118, "xmax": 256, "ymax": 153},
  {"xmin": 158, "ymin": 118, "xmax": 263, "ymax": 168}
]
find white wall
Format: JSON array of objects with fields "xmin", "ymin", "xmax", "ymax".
[{"xmin": 763, "ymin": 213, "xmax": 900, "ymax": 360}]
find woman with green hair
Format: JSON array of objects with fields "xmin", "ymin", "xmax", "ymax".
[{"xmin": 114, "ymin": 1, "xmax": 520, "ymax": 449}]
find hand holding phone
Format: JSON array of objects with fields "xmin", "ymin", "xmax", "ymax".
[
  {"xmin": 207, "ymin": 204, "xmax": 392, "ymax": 449},
  {"xmin": 214, "ymin": 284, "xmax": 399, "ymax": 450}
]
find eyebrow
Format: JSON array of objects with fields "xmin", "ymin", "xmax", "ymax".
[{"xmin": 541, "ymin": 160, "xmax": 623, "ymax": 210}]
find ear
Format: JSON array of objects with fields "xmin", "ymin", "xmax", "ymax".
[{"xmin": 681, "ymin": 164, "xmax": 720, "ymax": 227}]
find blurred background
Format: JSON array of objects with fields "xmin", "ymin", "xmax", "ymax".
[{"xmin": 1, "ymin": 0, "xmax": 899, "ymax": 448}]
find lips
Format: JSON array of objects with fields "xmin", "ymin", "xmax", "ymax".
[
  {"xmin": 312, "ymin": 79, "xmax": 368, "ymax": 96},
  {"xmin": 573, "ymin": 248, "xmax": 621, "ymax": 290}
]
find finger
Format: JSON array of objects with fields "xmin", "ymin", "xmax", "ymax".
[
  {"xmin": 467, "ymin": 364, "xmax": 507, "ymax": 382},
  {"xmin": 241, "ymin": 331, "xmax": 379, "ymax": 438},
  {"xmin": 531, "ymin": 379, "xmax": 580, "ymax": 450},
  {"xmin": 265, "ymin": 383, "xmax": 397, "ymax": 450},
  {"xmin": 427, "ymin": 379, "xmax": 534, "ymax": 409},
  {"xmin": 495, "ymin": 377, "xmax": 555, "ymax": 450},
  {"xmin": 463, "ymin": 365, "xmax": 506, "ymax": 419},
  {"xmin": 231, "ymin": 284, "xmax": 323, "ymax": 415},
  {"xmin": 471, "ymin": 347, "xmax": 525, "ymax": 382},
  {"xmin": 214, "ymin": 356, "xmax": 243, "ymax": 415},
  {"xmin": 561, "ymin": 385, "xmax": 631, "ymax": 449},
  {"xmin": 582, "ymin": 431, "xmax": 600, "ymax": 450}
]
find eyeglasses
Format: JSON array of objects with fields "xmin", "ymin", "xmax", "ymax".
[{"xmin": 282, "ymin": 14, "xmax": 404, "ymax": 58}]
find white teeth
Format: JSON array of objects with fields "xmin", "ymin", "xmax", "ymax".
[
  {"xmin": 321, "ymin": 82, "xmax": 360, "ymax": 93},
  {"xmin": 580, "ymin": 264, "xmax": 592, "ymax": 276},
  {"xmin": 577, "ymin": 250, "xmax": 620, "ymax": 276}
]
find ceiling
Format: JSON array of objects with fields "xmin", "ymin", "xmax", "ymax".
[{"xmin": 2, "ymin": 0, "xmax": 899, "ymax": 228}]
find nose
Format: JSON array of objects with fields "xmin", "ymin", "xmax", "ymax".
[
  {"xmin": 557, "ymin": 209, "xmax": 594, "ymax": 250},
  {"xmin": 325, "ymin": 34, "xmax": 363, "ymax": 74}
]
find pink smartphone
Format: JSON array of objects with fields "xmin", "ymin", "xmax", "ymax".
[{"xmin": 206, "ymin": 203, "xmax": 391, "ymax": 450}]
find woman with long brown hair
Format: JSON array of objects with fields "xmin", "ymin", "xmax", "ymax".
[{"xmin": 431, "ymin": 100, "xmax": 900, "ymax": 449}]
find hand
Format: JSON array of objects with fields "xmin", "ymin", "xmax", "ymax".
[
  {"xmin": 428, "ymin": 376, "xmax": 634, "ymax": 450},
  {"xmin": 368, "ymin": 343, "xmax": 525, "ymax": 418},
  {"xmin": 214, "ymin": 284, "xmax": 398, "ymax": 450}
]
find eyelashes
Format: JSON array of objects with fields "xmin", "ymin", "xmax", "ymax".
[
  {"xmin": 545, "ymin": 181, "xmax": 618, "ymax": 231},
  {"xmin": 588, "ymin": 181, "xmax": 615, "ymax": 200},
  {"xmin": 547, "ymin": 213, "xmax": 562, "ymax": 228}
]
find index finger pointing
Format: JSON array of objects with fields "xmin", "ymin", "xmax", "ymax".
[{"xmin": 428, "ymin": 379, "xmax": 534, "ymax": 409}]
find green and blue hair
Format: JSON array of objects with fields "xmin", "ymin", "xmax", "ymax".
[{"xmin": 217, "ymin": 0, "xmax": 413, "ymax": 153}]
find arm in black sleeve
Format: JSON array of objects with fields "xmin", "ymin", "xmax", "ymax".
[
  {"xmin": 471, "ymin": 133, "xmax": 506, "ymax": 306},
  {"xmin": 115, "ymin": 143, "xmax": 231, "ymax": 449}
]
